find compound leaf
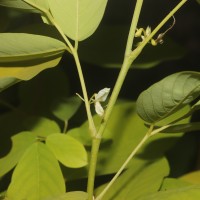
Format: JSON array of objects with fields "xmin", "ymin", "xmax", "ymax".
[
  {"xmin": 48, "ymin": 0, "xmax": 108, "ymax": 41},
  {"xmin": 0, "ymin": 131, "xmax": 36, "ymax": 177},
  {"xmin": 0, "ymin": 33, "xmax": 66, "ymax": 92},
  {"xmin": 7, "ymin": 142, "xmax": 65, "ymax": 200},
  {"xmin": 46, "ymin": 134, "xmax": 88, "ymax": 168},
  {"xmin": 0, "ymin": 0, "xmax": 49, "ymax": 12},
  {"xmin": 138, "ymin": 185, "xmax": 200, "ymax": 200},
  {"xmin": 46, "ymin": 191, "xmax": 88, "ymax": 200}
]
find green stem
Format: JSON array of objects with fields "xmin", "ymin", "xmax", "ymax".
[
  {"xmin": 130, "ymin": 0, "xmax": 188, "ymax": 59},
  {"xmin": 96, "ymin": 125, "xmax": 154, "ymax": 200},
  {"xmin": 94, "ymin": 0, "xmax": 188, "ymax": 198},
  {"xmin": 125, "ymin": 0, "xmax": 144, "ymax": 56},
  {"xmin": 72, "ymin": 50, "xmax": 97, "ymax": 137},
  {"xmin": 23, "ymin": 0, "xmax": 97, "ymax": 137},
  {"xmin": 22, "ymin": 0, "xmax": 72, "ymax": 54},
  {"xmin": 87, "ymin": 1, "xmax": 144, "ymax": 199},
  {"xmin": 96, "ymin": 0, "xmax": 144, "ymax": 138},
  {"xmin": 87, "ymin": 138, "xmax": 101, "ymax": 200}
]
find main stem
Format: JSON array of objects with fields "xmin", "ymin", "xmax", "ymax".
[
  {"xmin": 87, "ymin": 138, "xmax": 101, "ymax": 200},
  {"xmin": 87, "ymin": 1, "xmax": 144, "ymax": 200},
  {"xmin": 87, "ymin": 0, "xmax": 188, "ymax": 199}
]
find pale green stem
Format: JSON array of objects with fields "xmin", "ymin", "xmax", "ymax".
[
  {"xmin": 72, "ymin": 50, "xmax": 97, "ymax": 137},
  {"xmin": 87, "ymin": 138, "xmax": 101, "ymax": 200},
  {"xmin": 23, "ymin": 0, "xmax": 97, "ymax": 137},
  {"xmin": 97, "ymin": 0, "xmax": 188, "ymax": 139},
  {"xmin": 87, "ymin": 1, "xmax": 144, "ymax": 199},
  {"xmin": 130, "ymin": 0, "xmax": 188, "ymax": 59},
  {"xmin": 22, "ymin": 0, "xmax": 72, "ymax": 53},
  {"xmin": 94, "ymin": 0, "xmax": 188, "ymax": 199},
  {"xmin": 125, "ymin": 0, "xmax": 144, "ymax": 56},
  {"xmin": 96, "ymin": 0, "xmax": 144, "ymax": 138},
  {"xmin": 96, "ymin": 125, "xmax": 154, "ymax": 200}
]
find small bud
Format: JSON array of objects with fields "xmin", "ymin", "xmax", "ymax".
[
  {"xmin": 151, "ymin": 39, "xmax": 157, "ymax": 46},
  {"xmin": 135, "ymin": 28, "xmax": 143, "ymax": 37},
  {"xmin": 145, "ymin": 26, "xmax": 151, "ymax": 37}
]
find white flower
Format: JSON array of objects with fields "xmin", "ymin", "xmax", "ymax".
[{"xmin": 94, "ymin": 88, "xmax": 110, "ymax": 116}]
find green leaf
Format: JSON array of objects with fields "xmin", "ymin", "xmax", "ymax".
[
  {"xmin": 22, "ymin": 116, "xmax": 61, "ymax": 137},
  {"xmin": 0, "ymin": 8, "xmax": 10, "ymax": 32},
  {"xmin": 0, "ymin": 0, "xmax": 34, "ymax": 10},
  {"xmin": 0, "ymin": 33, "xmax": 66, "ymax": 63},
  {"xmin": 0, "ymin": 0, "xmax": 49, "ymax": 12},
  {"xmin": 7, "ymin": 142, "xmax": 65, "ymax": 200},
  {"xmin": 63, "ymin": 101, "xmax": 188, "ymax": 180},
  {"xmin": 46, "ymin": 134, "xmax": 88, "ymax": 168},
  {"xmin": 0, "ymin": 33, "xmax": 66, "ymax": 92},
  {"xmin": 51, "ymin": 96, "xmax": 82, "ymax": 121},
  {"xmin": 79, "ymin": 25, "xmax": 185, "ymax": 68},
  {"xmin": 180, "ymin": 170, "xmax": 200, "ymax": 184},
  {"xmin": 160, "ymin": 178, "xmax": 191, "ymax": 191},
  {"xmin": 95, "ymin": 157, "xmax": 169, "ymax": 200},
  {"xmin": 48, "ymin": 0, "xmax": 108, "ymax": 41},
  {"xmin": 45, "ymin": 191, "xmax": 88, "ymax": 200},
  {"xmin": 136, "ymin": 71, "xmax": 200, "ymax": 123},
  {"xmin": 67, "ymin": 115, "xmax": 111, "ymax": 146},
  {"xmin": 0, "ymin": 131, "xmax": 36, "ymax": 177},
  {"xmin": 138, "ymin": 185, "xmax": 200, "ymax": 200}
]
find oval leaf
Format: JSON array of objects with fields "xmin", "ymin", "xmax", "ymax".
[
  {"xmin": 0, "ymin": 33, "xmax": 66, "ymax": 92},
  {"xmin": 46, "ymin": 134, "xmax": 88, "ymax": 168},
  {"xmin": 0, "ymin": 131, "xmax": 36, "ymax": 177},
  {"xmin": 136, "ymin": 71, "xmax": 200, "ymax": 123},
  {"xmin": 0, "ymin": 0, "xmax": 49, "ymax": 12},
  {"xmin": 22, "ymin": 116, "xmax": 61, "ymax": 137},
  {"xmin": 7, "ymin": 142, "xmax": 65, "ymax": 200},
  {"xmin": 0, "ymin": 33, "xmax": 66, "ymax": 62},
  {"xmin": 138, "ymin": 185, "xmax": 200, "ymax": 200},
  {"xmin": 45, "ymin": 191, "xmax": 88, "ymax": 200},
  {"xmin": 48, "ymin": 0, "xmax": 108, "ymax": 41},
  {"xmin": 0, "ymin": 0, "xmax": 34, "ymax": 10}
]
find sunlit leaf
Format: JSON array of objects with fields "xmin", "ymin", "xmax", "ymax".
[
  {"xmin": 95, "ymin": 157, "xmax": 169, "ymax": 200},
  {"xmin": 138, "ymin": 185, "xmax": 200, "ymax": 200},
  {"xmin": 0, "ymin": 0, "xmax": 34, "ymax": 10},
  {"xmin": 0, "ymin": 132, "xmax": 36, "ymax": 177},
  {"xmin": 0, "ymin": 33, "xmax": 66, "ymax": 92},
  {"xmin": 0, "ymin": 0, "xmax": 49, "ymax": 12},
  {"xmin": 48, "ymin": 0, "xmax": 108, "ymax": 41},
  {"xmin": 0, "ymin": 33, "xmax": 66, "ymax": 62},
  {"xmin": 45, "ymin": 191, "xmax": 88, "ymax": 200},
  {"xmin": 63, "ymin": 101, "xmax": 188, "ymax": 180},
  {"xmin": 46, "ymin": 134, "xmax": 88, "ymax": 168},
  {"xmin": 7, "ymin": 142, "xmax": 65, "ymax": 200},
  {"xmin": 136, "ymin": 71, "xmax": 200, "ymax": 123},
  {"xmin": 160, "ymin": 178, "xmax": 191, "ymax": 191},
  {"xmin": 22, "ymin": 116, "xmax": 61, "ymax": 137},
  {"xmin": 180, "ymin": 171, "xmax": 200, "ymax": 185}
]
